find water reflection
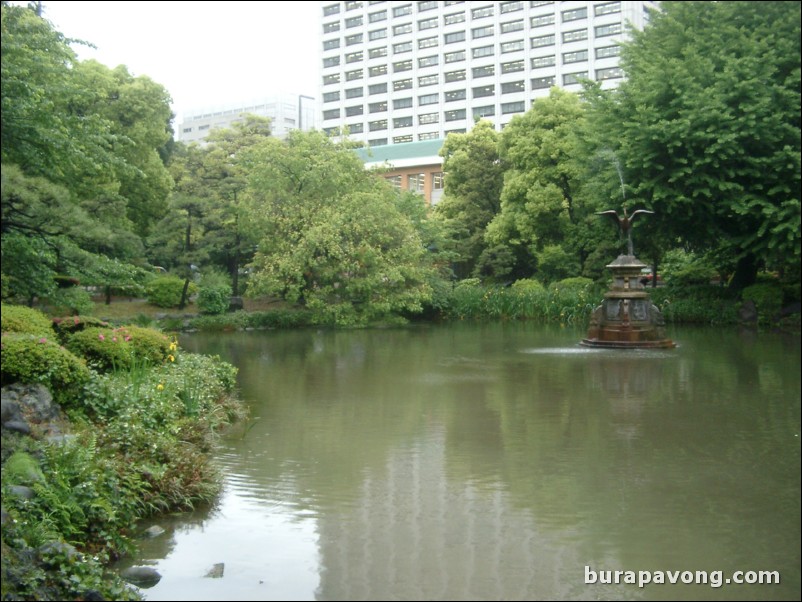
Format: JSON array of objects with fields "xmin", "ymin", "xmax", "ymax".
[{"xmin": 134, "ymin": 324, "xmax": 800, "ymax": 601}]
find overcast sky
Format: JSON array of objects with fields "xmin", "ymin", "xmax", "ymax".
[{"xmin": 37, "ymin": 1, "xmax": 321, "ymax": 121}]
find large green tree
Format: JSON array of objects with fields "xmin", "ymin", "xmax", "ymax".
[
  {"xmin": 604, "ymin": 1, "xmax": 801, "ymax": 288},
  {"xmin": 242, "ymin": 131, "xmax": 435, "ymax": 325},
  {"xmin": 434, "ymin": 120, "xmax": 504, "ymax": 279}
]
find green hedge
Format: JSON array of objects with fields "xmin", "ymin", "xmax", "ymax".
[{"xmin": 1, "ymin": 304, "xmax": 54, "ymax": 337}]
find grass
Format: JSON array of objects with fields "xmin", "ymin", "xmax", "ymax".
[{"xmin": 86, "ymin": 296, "xmax": 283, "ymax": 321}]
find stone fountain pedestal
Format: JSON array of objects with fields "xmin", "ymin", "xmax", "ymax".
[{"xmin": 581, "ymin": 255, "xmax": 675, "ymax": 349}]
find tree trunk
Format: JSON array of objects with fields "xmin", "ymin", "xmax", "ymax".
[
  {"xmin": 729, "ymin": 254, "xmax": 759, "ymax": 292},
  {"xmin": 178, "ymin": 278, "xmax": 191, "ymax": 310}
]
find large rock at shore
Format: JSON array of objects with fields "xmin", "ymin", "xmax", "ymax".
[
  {"xmin": 1, "ymin": 383, "xmax": 66, "ymax": 438},
  {"xmin": 120, "ymin": 566, "xmax": 162, "ymax": 588}
]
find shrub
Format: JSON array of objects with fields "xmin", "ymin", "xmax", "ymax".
[
  {"xmin": 1, "ymin": 304, "xmax": 54, "ymax": 337},
  {"xmin": 145, "ymin": 276, "xmax": 196, "ymax": 308},
  {"xmin": 742, "ymin": 282, "xmax": 784, "ymax": 323},
  {"xmin": 0, "ymin": 334, "xmax": 91, "ymax": 405},
  {"xmin": 51, "ymin": 315, "xmax": 110, "ymax": 343},
  {"xmin": 114, "ymin": 325, "xmax": 172, "ymax": 364},
  {"xmin": 197, "ymin": 273, "xmax": 233, "ymax": 315},
  {"xmin": 63, "ymin": 327, "xmax": 135, "ymax": 371}
]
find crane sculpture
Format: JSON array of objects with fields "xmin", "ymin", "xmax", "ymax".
[{"xmin": 596, "ymin": 208, "xmax": 654, "ymax": 256}]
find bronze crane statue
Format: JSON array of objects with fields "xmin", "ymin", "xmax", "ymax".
[{"xmin": 596, "ymin": 208, "xmax": 654, "ymax": 256}]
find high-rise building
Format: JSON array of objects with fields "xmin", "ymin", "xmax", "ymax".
[
  {"xmin": 319, "ymin": 1, "xmax": 658, "ymax": 147},
  {"xmin": 177, "ymin": 93, "xmax": 318, "ymax": 144}
]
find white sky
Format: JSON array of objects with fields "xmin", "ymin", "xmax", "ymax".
[{"xmin": 37, "ymin": 1, "xmax": 320, "ymax": 123}]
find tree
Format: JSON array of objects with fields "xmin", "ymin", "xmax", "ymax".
[
  {"xmin": 605, "ymin": 1, "xmax": 801, "ymax": 288},
  {"xmin": 484, "ymin": 88, "xmax": 593, "ymax": 282},
  {"xmin": 242, "ymin": 130, "xmax": 434, "ymax": 325},
  {"xmin": 434, "ymin": 120, "xmax": 504, "ymax": 279}
]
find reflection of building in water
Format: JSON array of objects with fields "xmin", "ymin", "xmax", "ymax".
[{"xmin": 314, "ymin": 424, "xmax": 614, "ymax": 601}]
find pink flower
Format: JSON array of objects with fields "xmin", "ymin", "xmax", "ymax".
[
  {"xmin": 112, "ymin": 337, "xmax": 118, "ymax": 343},
  {"xmin": 98, "ymin": 334, "xmax": 105, "ymax": 341},
  {"xmin": 124, "ymin": 336, "xmax": 132, "ymax": 342},
  {"xmin": 39, "ymin": 337, "xmax": 47, "ymax": 344}
]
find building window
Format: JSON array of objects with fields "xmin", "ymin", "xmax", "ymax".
[
  {"xmin": 393, "ymin": 23, "xmax": 413, "ymax": 35},
  {"xmin": 473, "ymin": 85, "xmax": 495, "ymax": 98},
  {"xmin": 419, "ymin": 36, "xmax": 438, "ymax": 49},
  {"xmin": 562, "ymin": 29, "xmax": 588, "ymax": 43},
  {"xmin": 346, "ymin": 69, "xmax": 364, "ymax": 81},
  {"xmin": 394, "ymin": 116, "xmax": 413, "ymax": 128},
  {"xmin": 502, "ymin": 101, "xmax": 525, "ymax": 114},
  {"xmin": 563, "ymin": 50, "xmax": 588, "ymax": 64},
  {"xmin": 369, "ymin": 46, "xmax": 388, "ymax": 58},
  {"xmin": 346, "ymin": 105, "xmax": 364, "ymax": 116},
  {"xmin": 595, "ymin": 2, "xmax": 621, "ymax": 16},
  {"xmin": 419, "ymin": 74, "xmax": 439, "ymax": 87},
  {"xmin": 369, "ymin": 138, "xmax": 388, "ymax": 147},
  {"xmin": 561, "ymin": 7, "xmax": 587, "ymax": 22},
  {"xmin": 345, "ymin": 87, "xmax": 364, "ymax": 99},
  {"xmin": 445, "ymin": 50, "xmax": 466, "ymax": 63},
  {"xmin": 393, "ymin": 134, "xmax": 414, "ymax": 144},
  {"xmin": 531, "ymin": 55, "xmax": 556, "ymax": 68},
  {"xmin": 501, "ymin": 60, "xmax": 524, "ymax": 73},
  {"xmin": 323, "ymin": 4, "xmax": 340, "ymax": 17},
  {"xmin": 501, "ymin": 40, "xmax": 525, "ymax": 53},
  {"xmin": 408, "ymin": 173, "xmax": 425, "ymax": 193},
  {"xmin": 595, "ymin": 23, "xmax": 623, "ymax": 37},
  {"xmin": 418, "ymin": 132, "xmax": 439, "ymax": 141},
  {"xmin": 531, "ymin": 34, "xmax": 555, "ymax": 48},
  {"xmin": 323, "ymin": 91, "xmax": 340, "ymax": 103},
  {"xmin": 472, "ymin": 25, "xmax": 494, "ymax": 39},
  {"xmin": 531, "ymin": 75, "xmax": 555, "ymax": 89},
  {"xmin": 418, "ymin": 1, "xmax": 438, "ymax": 12},
  {"xmin": 471, "ymin": 6, "xmax": 494, "ymax": 19},
  {"xmin": 433, "ymin": 172, "xmax": 445, "ymax": 190},
  {"xmin": 369, "ymin": 83, "xmax": 388, "ymax": 94},
  {"xmin": 472, "ymin": 45, "xmax": 494, "ymax": 58},
  {"xmin": 393, "ymin": 4, "xmax": 412, "ymax": 17},
  {"xmin": 346, "ymin": 51, "xmax": 364, "ymax": 63},
  {"xmin": 368, "ymin": 65, "xmax": 387, "ymax": 77},
  {"xmin": 445, "ymin": 109, "xmax": 466, "ymax": 121},
  {"xmin": 393, "ymin": 97, "xmax": 414, "ymax": 109},
  {"xmin": 182, "ymin": 127, "xmax": 192, "ymax": 133},
  {"xmin": 369, "ymin": 101, "xmax": 388, "ymax": 113},
  {"xmin": 596, "ymin": 66, "xmax": 623, "ymax": 80},
  {"xmin": 445, "ymin": 89, "xmax": 466, "ymax": 102},
  {"xmin": 530, "ymin": 14, "xmax": 555, "ymax": 27},
  {"xmin": 323, "ymin": 39, "xmax": 340, "ymax": 51},
  {"xmin": 563, "ymin": 72, "xmax": 587, "ymax": 86},
  {"xmin": 419, "ymin": 55, "xmax": 439, "ymax": 68},
  {"xmin": 530, "ymin": 1, "xmax": 554, "ymax": 7},
  {"xmin": 419, "ymin": 93, "xmax": 439, "ymax": 106},
  {"xmin": 386, "ymin": 175, "xmax": 402, "ymax": 190},
  {"xmin": 394, "ymin": 41, "xmax": 412, "ymax": 54},
  {"xmin": 444, "ymin": 11, "xmax": 466, "ymax": 25},
  {"xmin": 473, "ymin": 65, "xmax": 495, "ymax": 78},
  {"xmin": 345, "ymin": 16, "xmax": 363, "ymax": 28},
  {"xmin": 369, "ymin": 28, "xmax": 388, "ymax": 40},
  {"xmin": 445, "ymin": 31, "xmax": 466, "ymax": 44},
  {"xmin": 596, "ymin": 45, "xmax": 621, "ymax": 59},
  {"xmin": 369, "ymin": 10, "xmax": 387, "ymax": 23},
  {"xmin": 323, "ymin": 56, "xmax": 340, "ymax": 68},
  {"xmin": 502, "ymin": 80, "xmax": 525, "ymax": 94},
  {"xmin": 445, "ymin": 69, "xmax": 467, "ymax": 82},
  {"xmin": 323, "ymin": 22, "xmax": 340, "ymax": 33},
  {"xmin": 501, "ymin": 20, "xmax": 524, "ymax": 34},
  {"xmin": 369, "ymin": 119, "xmax": 388, "ymax": 131},
  {"xmin": 349, "ymin": 122, "xmax": 364, "ymax": 133},
  {"xmin": 445, "ymin": 128, "xmax": 466, "ymax": 135},
  {"xmin": 393, "ymin": 60, "xmax": 413, "ymax": 72},
  {"xmin": 473, "ymin": 105, "xmax": 495, "ymax": 118},
  {"xmin": 346, "ymin": 34, "xmax": 364, "ymax": 46},
  {"xmin": 418, "ymin": 17, "xmax": 438, "ymax": 30},
  {"xmin": 323, "ymin": 73, "xmax": 341, "ymax": 85},
  {"xmin": 418, "ymin": 112, "xmax": 439, "ymax": 125},
  {"xmin": 345, "ymin": 2, "xmax": 363, "ymax": 11},
  {"xmin": 500, "ymin": 2, "xmax": 523, "ymax": 14},
  {"xmin": 323, "ymin": 109, "xmax": 340, "ymax": 120},
  {"xmin": 394, "ymin": 78, "xmax": 413, "ymax": 90}
]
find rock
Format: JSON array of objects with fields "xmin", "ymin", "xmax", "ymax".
[
  {"xmin": 738, "ymin": 299, "xmax": 758, "ymax": 324},
  {"xmin": 3, "ymin": 420, "xmax": 31, "ymax": 435},
  {"xmin": 1, "ymin": 397, "xmax": 24, "ymax": 425},
  {"xmin": 120, "ymin": 566, "xmax": 162, "ymax": 588},
  {"xmin": 228, "ymin": 296, "xmax": 244, "ymax": 311},
  {"xmin": 205, "ymin": 562, "xmax": 225, "ymax": 578},
  {"xmin": 9, "ymin": 485, "xmax": 35, "ymax": 500},
  {"xmin": 38, "ymin": 541, "xmax": 79, "ymax": 566},
  {"xmin": 143, "ymin": 525, "xmax": 165, "ymax": 538}
]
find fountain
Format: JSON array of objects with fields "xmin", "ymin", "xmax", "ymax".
[{"xmin": 581, "ymin": 207, "xmax": 676, "ymax": 349}]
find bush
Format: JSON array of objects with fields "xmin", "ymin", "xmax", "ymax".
[
  {"xmin": 742, "ymin": 282, "xmax": 784, "ymax": 323},
  {"xmin": 197, "ymin": 272, "xmax": 233, "ymax": 315},
  {"xmin": 64, "ymin": 325, "xmax": 172, "ymax": 371},
  {"xmin": 145, "ymin": 276, "xmax": 196, "ymax": 308},
  {"xmin": 0, "ymin": 334, "xmax": 91, "ymax": 405},
  {"xmin": 115, "ymin": 325, "xmax": 172, "ymax": 364},
  {"xmin": 1, "ymin": 304, "xmax": 54, "ymax": 337},
  {"xmin": 51, "ymin": 315, "xmax": 110, "ymax": 343}
]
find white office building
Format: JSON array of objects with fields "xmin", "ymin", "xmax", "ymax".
[
  {"xmin": 177, "ymin": 93, "xmax": 318, "ymax": 144},
  {"xmin": 319, "ymin": 1, "xmax": 658, "ymax": 146}
]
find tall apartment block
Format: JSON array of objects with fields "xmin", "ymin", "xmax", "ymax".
[
  {"xmin": 178, "ymin": 93, "xmax": 318, "ymax": 144},
  {"xmin": 319, "ymin": 1, "xmax": 658, "ymax": 147}
]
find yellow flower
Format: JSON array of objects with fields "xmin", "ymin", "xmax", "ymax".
[
  {"xmin": 156, "ymin": 384, "xmax": 164, "ymax": 391},
  {"xmin": 168, "ymin": 354, "xmax": 175, "ymax": 362},
  {"xmin": 169, "ymin": 341, "xmax": 178, "ymax": 352}
]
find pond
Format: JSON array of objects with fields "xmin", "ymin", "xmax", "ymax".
[{"xmin": 125, "ymin": 323, "xmax": 800, "ymax": 601}]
